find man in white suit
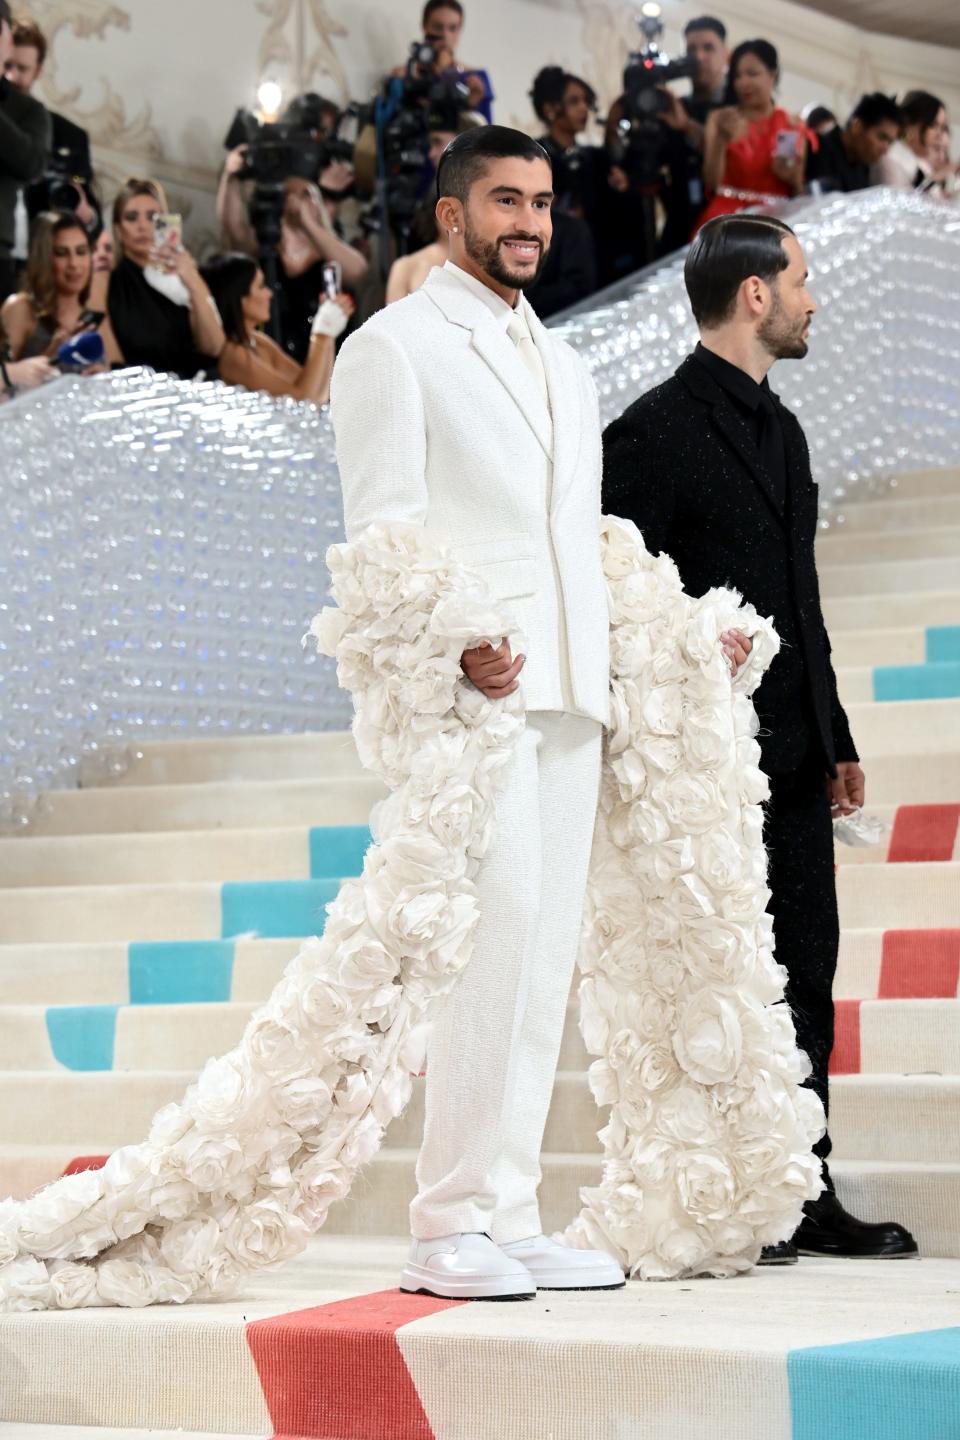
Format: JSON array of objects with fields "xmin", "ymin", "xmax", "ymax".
[{"xmin": 330, "ymin": 126, "xmax": 630, "ymax": 1300}]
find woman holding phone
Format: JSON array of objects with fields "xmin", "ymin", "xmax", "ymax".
[
  {"xmin": 201, "ymin": 252, "xmax": 353, "ymax": 405},
  {"xmin": 107, "ymin": 177, "xmax": 225, "ymax": 379},
  {"xmin": 694, "ymin": 40, "xmax": 811, "ymax": 234},
  {"xmin": 1, "ymin": 209, "xmax": 121, "ymax": 365}
]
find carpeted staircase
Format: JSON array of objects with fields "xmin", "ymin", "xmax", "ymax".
[{"xmin": 1, "ymin": 467, "xmax": 958, "ymax": 1440}]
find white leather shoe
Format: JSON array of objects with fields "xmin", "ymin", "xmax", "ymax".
[
  {"xmin": 500, "ymin": 1234, "xmax": 626, "ymax": 1290},
  {"xmin": 400, "ymin": 1232, "xmax": 536, "ymax": 1300}
]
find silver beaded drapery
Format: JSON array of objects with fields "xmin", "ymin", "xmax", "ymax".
[{"xmin": 1, "ymin": 189, "xmax": 957, "ymax": 828}]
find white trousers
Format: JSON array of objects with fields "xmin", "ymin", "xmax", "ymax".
[{"xmin": 410, "ymin": 711, "xmax": 602, "ymax": 1244}]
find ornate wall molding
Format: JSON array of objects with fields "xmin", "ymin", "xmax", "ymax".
[{"xmin": 257, "ymin": 0, "xmax": 350, "ymax": 106}]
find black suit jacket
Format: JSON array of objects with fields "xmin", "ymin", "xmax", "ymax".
[{"xmin": 601, "ymin": 353, "xmax": 857, "ymax": 776}]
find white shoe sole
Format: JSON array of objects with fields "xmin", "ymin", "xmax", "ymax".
[{"xmin": 399, "ymin": 1264, "xmax": 535, "ymax": 1301}]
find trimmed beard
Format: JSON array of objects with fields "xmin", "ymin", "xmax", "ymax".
[
  {"xmin": 462, "ymin": 219, "xmax": 549, "ymax": 291},
  {"xmin": 758, "ymin": 286, "xmax": 810, "ymax": 360}
]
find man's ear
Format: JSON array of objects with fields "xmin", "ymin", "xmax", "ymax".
[
  {"xmin": 435, "ymin": 197, "xmax": 463, "ymax": 236},
  {"xmin": 741, "ymin": 274, "xmax": 768, "ymax": 318}
]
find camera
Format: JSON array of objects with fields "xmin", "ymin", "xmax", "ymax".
[
  {"xmin": 31, "ymin": 142, "xmax": 89, "ymax": 215},
  {"xmin": 621, "ymin": 4, "xmax": 697, "ymax": 124}
]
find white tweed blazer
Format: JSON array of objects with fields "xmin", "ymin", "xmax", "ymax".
[{"xmin": 329, "ymin": 265, "xmax": 610, "ymax": 724}]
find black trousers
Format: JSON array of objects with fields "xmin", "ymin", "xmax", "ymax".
[{"xmin": 764, "ymin": 747, "xmax": 839, "ymax": 1173}]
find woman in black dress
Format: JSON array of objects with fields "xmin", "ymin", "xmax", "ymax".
[{"xmin": 107, "ymin": 178, "xmax": 224, "ymax": 379}]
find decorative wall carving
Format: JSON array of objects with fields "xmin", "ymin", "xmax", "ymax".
[{"xmin": 256, "ymin": 0, "xmax": 350, "ymax": 105}]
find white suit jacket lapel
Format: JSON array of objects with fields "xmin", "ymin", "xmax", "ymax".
[
  {"xmin": 526, "ymin": 300, "xmax": 579, "ymax": 515},
  {"xmin": 422, "ymin": 268, "xmax": 553, "ymax": 461}
]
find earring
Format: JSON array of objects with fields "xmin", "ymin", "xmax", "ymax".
[{"xmin": 451, "ymin": 226, "xmax": 459, "ymax": 233}]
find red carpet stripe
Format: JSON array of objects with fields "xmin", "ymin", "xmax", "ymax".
[
  {"xmin": 61, "ymin": 1155, "xmax": 109, "ymax": 1176},
  {"xmin": 879, "ymin": 930, "xmax": 960, "ymax": 998},
  {"xmin": 887, "ymin": 804, "xmax": 960, "ymax": 863},
  {"xmin": 246, "ymin": 1287, "xmax": 464, "ymax": 1440},
  {"xmin": 829, "ymin": 999, "xmax": 862, "ymax": 1074}
]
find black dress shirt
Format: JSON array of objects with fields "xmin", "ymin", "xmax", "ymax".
[{"xmin": 693, "ymin": 343, "xmax": 786, "ymax": 507}]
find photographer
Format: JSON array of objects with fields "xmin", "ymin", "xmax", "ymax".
[
  {"xmin": 108, "ymin": 177, "xmax": 224, "ymax": 379},
  {"xmin": 657, "ymin": 15, "xmax": 729, "ymax": 254},
  {"xmin": 1, "ymin": 208, "xmax": 119, "ymax": 363},
  {"xmin": 393, "ymin": 0, "xmax": 493, "ymax": 123},
  {"xmin": 202, "ymin": 252, "xmax": 353, "ymax": 405},
  {"xmin": 0, "ymin": 0, "xmax": 50, "ymax": 301},
  {"xmin": 385, "ymin": 111, "xmax": 483, "ymax": 302},
  {"xmin": 5, "ymin": 18, "xmax": 101, "ymax": 234},
  {"xmin": 217, "ymin": 149, "xmax": 367, "ymax": 363},
  {"xmin": 806, "ymin": 94, "xmax": 900, "ymax": 194},
  {"xmin": 531, "ymin": 67, "xmax": 605, "ymax": 220}
]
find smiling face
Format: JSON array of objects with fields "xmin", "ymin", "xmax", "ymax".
[
  {"xmin": 442, "ymin": 154, "xmax": 553, "ymax": 298},
  {"xmin": 732, "ymin": 51, "xmax": 776, "ymax": 110},
  {"xmin": 50, "ymin": 225, "xmax": 92, "ymax": 297}
]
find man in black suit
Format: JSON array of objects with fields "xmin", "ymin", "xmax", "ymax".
[
  {"xmin": 602, "ymin": 213, "xmax": 917, "ymax": 1262},
  {"xmin": 0, "ymin": 2, "xmax": 50, "ymax": 301}
]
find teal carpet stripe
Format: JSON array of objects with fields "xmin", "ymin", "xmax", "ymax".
[
  {"xmin": 926, "ymin": 626, "xmax": 960, "ymax": 662},
  {"xmin": 788, "ymin": 1327, "xmax": 960, "ymax": 1440},
  {"xmin": 128, "ymin": 940, "xmax": 235, "ymax": 1004},
  {"xmin": 873, "ymin": 661, "xmax": 960, "ymax": 702},
  {"xmin": 220, "ymin": 879, "xmax": 340, "ymax": 939},
  {"xmin": 308, "ymin": 824, "xmax": 371, "ymax": 879},
  {"xmin": 45, "ymin": 1005, "xmax": 119, "ymax": 1071}
]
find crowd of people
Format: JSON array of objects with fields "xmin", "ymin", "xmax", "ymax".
[{"xmin": 1, "ymin": 0, "xmax": 957, "ymax": 406}]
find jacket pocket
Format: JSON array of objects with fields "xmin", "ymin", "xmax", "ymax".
[{"xmin": 450, "ymin": 537, "xmax": 537, "ymax": 599}]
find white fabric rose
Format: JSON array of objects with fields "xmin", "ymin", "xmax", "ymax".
[{"xmin": 672, "ymin": 991, "xmax": 744, "ymax": 1083}]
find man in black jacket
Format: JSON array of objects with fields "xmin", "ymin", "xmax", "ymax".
[
  {"xmin": 602, "ymin": 213, "xmax": 917, "ymax": 1263},
  {"xmin": 0, "ymin": 1, "xmax": 51, "ymax": 301}
]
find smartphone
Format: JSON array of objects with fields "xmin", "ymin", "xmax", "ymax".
[
  {"xmin": 152, "ymin": 212, "xmax": 183, "ymax": 254},
  {"xmin": 322, "ymin": 260, "xmax": 342, "ymax": 300},
  {"xmin": 774, "ymin": 129, "xmax": 800, "ymax": 161}
]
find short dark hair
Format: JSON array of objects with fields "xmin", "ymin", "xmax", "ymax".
[
  {"xmin": 422, "ymin": 0, "xmax": 462, "ymax": 26},
  {"xmin": 12, "ymin": 17, "xmax": 47, "ymax": 63},
  {"xmin": 200, "ymin": 252, "xmax": 259, "ymax": 346},
  {"xmin": 849, "ymin": 93, "xmax": 901, "ymax": 131},
  {"xmin": 805, "ymin": 105, "xmax": 836, "ymax": 130},
  {"xmin": 530, "ymin": 65, "xmax": 597, "ymax": 123},
  {"xmin": 684, "ymin": 214, "xmax": 795, "ymax": 328},
  {"xmin": 684, "ymin": 15, "xmax": 727, "ymax": 42},
  {"xmin": 436, "ymin": 124, "xmax": 550, "ymax": 203},
  {"xmin": 724, "ymin": 38, "xmax": 779, "ymax": 105},
  {"xmin": 898, "ymin": 90, "xmax": 944, "ymax": 138},
  {"xmin": 0, "ymin": 1, "xmax": 12, "ymax": 31}
]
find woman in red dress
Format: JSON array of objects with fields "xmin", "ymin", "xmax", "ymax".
[{"xmin": 694, "ymin": 40, "xmax": 811, "ymax": 235}]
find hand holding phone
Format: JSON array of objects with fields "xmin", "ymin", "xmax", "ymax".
[
  {"xmin": 774, "ymin": 129, "xmax": 800, "ymax": 162},
  {"xmin": 322, "ymin": 261, "xmax": 342, "ymax": 301},
  {"xmin": 152, "ymin": 212, "xmax": 183, "ymax": 269}
]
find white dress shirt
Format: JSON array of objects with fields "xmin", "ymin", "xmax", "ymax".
[{"xmin": 443, "ymin": 260, "xmax": 551, "ymax": 413}]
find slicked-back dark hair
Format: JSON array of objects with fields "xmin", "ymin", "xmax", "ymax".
[
  {"xmin": 684, "ymin": 214, "xmax": 795, "ymax": 328},
  {"xmin": 849, "ymin": 93, "xmax": 901, "ymax": 131},
  {"xmin": 684, "ymin": 15, "xmax": 726, "ymax": 42},
  {"xmin": 436, "ymin": 124, "xmax": 550, "ymax": 203}
]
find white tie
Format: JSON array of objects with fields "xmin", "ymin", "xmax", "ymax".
[{"xmin": 506, "ymin": 311, "xmax": 550, "ymax": 410}]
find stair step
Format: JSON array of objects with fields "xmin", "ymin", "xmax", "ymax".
[
  {"xmin": 827, "ymin": 493, "xmax": 960, "ymax": 532},
  {"xmin": 822, "ymin": 589, "xmax": 960, "ymax": 632},
  {"xmin": 85, "ymin": 730, "xmax": 362, "ymax": 789},
  {"xmin": 846, "ymin": 698, "xmax": 960, "ymax": 755},
  {"xmin": 835, "ymin": 862, "xmax": 960, "ymax": 930},
  {"xmin": 1, "ymin": 1234, "xmax": 957, "ymax": 1437},
  {"xmin": 24, "ymin": 775, "xmax": 387, "ymax": 837},
  {"xmin": 0, "ymin": 1069, "xmax": 955, "ymax": 1162},
  {"xmin": 834, "ymin": 805, "xmax": 960, "ymax": 866},
  {"xmin": 0, "ymin": 824, "xmax": 371, "ymax": 889},
  {"xmin": 818, "ymin": 556, "xmax": 960, "ymax": 598},
  {"xmin": 817, "ymin": 525, "xmax": 960, "ymax": 566}
]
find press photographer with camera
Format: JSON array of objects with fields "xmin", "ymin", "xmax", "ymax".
[
  {"xmin": 0, "ymin": 0, "xmax": 50, "ymax": 302},
  {"xmin": 108, "ymin": 177, "xmax": 224, "ymax": 379},
  {"xmin": 696, "ymin": 39, "xmax": 810, "ymax": 233},
  {"xmin": 657, "ymin": 15, "xmax": 729, "ymax": 254},
  {"xmin": 4, "ymin": 18, "xmax": 101, "ymax": 236},
  {"xmin": 217, "ymin": 141, "xmax": 367, "ymax": 364},
  {"xmin": 392, "ymin": 0, "xmax": 493, "ymax": 123},
  {"xmin": 1, "ymin": 208, "xmax": 119, "ymax": 366}
]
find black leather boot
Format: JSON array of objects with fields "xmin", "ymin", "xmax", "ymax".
[
  {"xmin": 793, "ymin": 1191, "xmax": 919, "ymax": 1258},
  {"xmin": 757, "ymin": 1241, "xmax": 798, "ymax": 1266}
]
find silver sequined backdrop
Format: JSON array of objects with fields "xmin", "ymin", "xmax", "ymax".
[{"xmin": 1, "ymin": 189, "xmax": 958, "ymax": 829}]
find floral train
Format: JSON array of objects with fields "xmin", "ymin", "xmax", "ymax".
[{"xmin": 0, "ymin": 517, "xmax": 823, "ymax": 1311}]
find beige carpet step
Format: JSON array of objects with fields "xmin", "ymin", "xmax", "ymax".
[
  {"xmin": 881, "ymin": 466, "xmax": 959, "ymax": 500},
  {"xmin": 0, "ymin": 824, "xmax": 370, "ymax": 889},
  {"xmin": 828, "ymin": 626, "xmax": 928, "ymax": 669},
  {"xmin": 817, "ymin": 525, "xmax": 960, "ymax": 567},
  {"xmin": 4, "ymin": 995, "xmax": 958, "ymax": 1078},
  {"xmin": 86, "ymin": 730, "xmax": 362, "ymax": 789},
  {"xmin": 2, "ymin": 1236, "xmax": 958, "ymax": 1439},
  {"xmin": 0, "ymin": 1429, "xmax": 254, "ymax": 1439},
  {"xmin": 844, "ymin": 697, "xmax": 960, "ymax": 756},
  {"xmin": 835, "ymin": 861, "xmax": 960, "ymax": 929},
  {"xmin": 2, "ymin": 1143, "xmax": 957, "ymax": 1259},
  {"xmin": 822, "ymin": 588, "xmax": 960, "ymax": 632},
  {"xmin": 25, "ymin": 775, "xmax": 387, "ymax": 838},
  {"xmin": 0, "ymin": 1069, "xmax": 955, "ymax": 1163},
  {"xmin": 859, "ymin": 752, "xmax": 960, "ymax": 805},
  {"xmin": 818, "ymin": 556, "xmax": 959, "ymax": 598},
  {"xmin": 828, "ymin": 493, "xmax": 960, "ymax": 533}
]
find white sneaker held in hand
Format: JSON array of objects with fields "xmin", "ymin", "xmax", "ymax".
[
  {"xmin": 400, "ymin": 1232, "xmax": 536, "ymax": 1300},
  {"xmin": 500, "ymin": 1234, "xmax": 626, "ymax": 1290}
]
